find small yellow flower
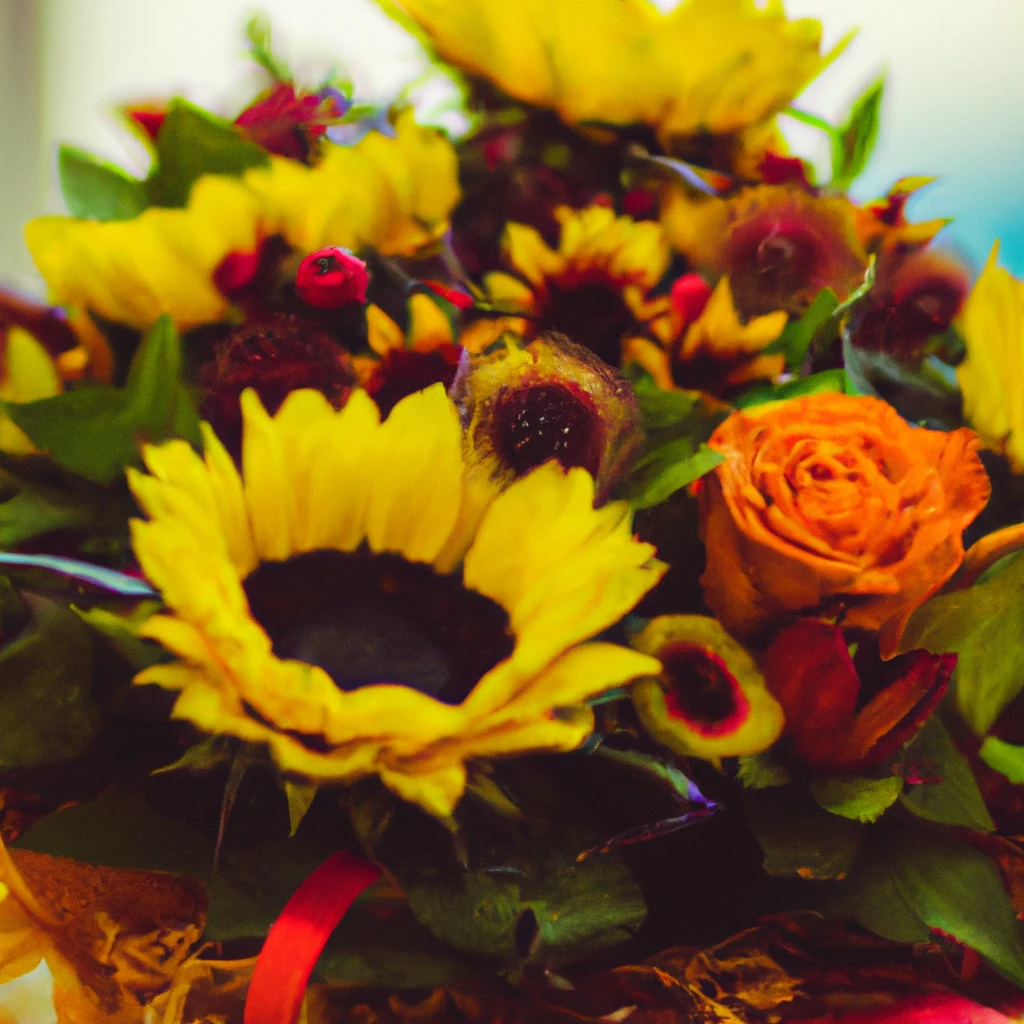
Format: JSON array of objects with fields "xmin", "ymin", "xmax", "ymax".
[
  {"xmin": 380, "ymin": 0, "xmax": 839, "ymax": 151},
  {"xmin": 26, "ymin": 112, "xmax": 460, "ymax": 333},
  {"xmin": 625, "ymin": 277, "xmax": 787, "ymax": 394},
  {"xmin": 128, "ymin": 384, "xmax": 663, "ymax": 818},
  {"xmin": 465, "ymin": 205, "xmax": 670, "ymax": 367},
  {"xmin": 957, "ymin": 242, "xmax": 1024, "ymax": 471}
]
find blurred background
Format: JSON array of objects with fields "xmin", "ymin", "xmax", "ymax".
[{"xmin": 1, "ymin": 0, "xmax": 1023, "ymax": 294}]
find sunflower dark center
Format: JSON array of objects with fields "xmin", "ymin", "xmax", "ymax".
[
  {"xmin": 489, "ymin": 381, "xmax": 605, "ymax": 478},
  {"xmin": 541, "ymin": 282, "xmax": 634, "ymax": 367},
  {"xmin": 660, "ymin": 642, "xmax": 749, "ymax": 737},
  {"xmin": 243, "ymin": 550, "xmax": 514, "ymax": 705}
]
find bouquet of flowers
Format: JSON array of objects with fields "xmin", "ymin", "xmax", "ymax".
[{"xmin": 2, "ymin": 3, "xmax": 1024, "ymax": 1021}]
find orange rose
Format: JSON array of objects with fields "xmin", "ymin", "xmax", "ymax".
[{"xmin": 696, "ymin": 394, "xmax": 990, "ymax": 655}]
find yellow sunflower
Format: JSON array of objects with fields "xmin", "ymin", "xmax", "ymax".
[
  {"xmin": 626, "ymin": 277, "xmax": 788, "ymax": 394},
  {"xmin": 379, "ymin": 0, "xmax": 841, "ymax": 154},
  {"xmin": 128, "ymin": 384, "xmax": 663, "ymax": 818},
  {"xmin": 464, "ymin": 205, "xmax": 671, "ymax": 367},
  {"xmin": 957, "ymin": 242, "xmax": 1024, "ymax": 472},
  {"xmin": 25, "ymin": 112, "xmax": 459, "ymax": 333}
]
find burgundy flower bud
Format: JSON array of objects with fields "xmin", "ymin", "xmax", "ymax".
[
  {"xmin": 451, "ymin": 332, "xmax": 642, "ymax": 502},
  {"xmin": 669, "ymin": 273, "xmax": 713, "ymax": 327},
  {"xmin": 295, "ymin": 248, "xmax": 369, "ymax": 309}
]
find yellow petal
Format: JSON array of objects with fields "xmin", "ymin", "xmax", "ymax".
[{"xmin": 365, "ymin": 385, "xmax": 464, "ymax": 564}]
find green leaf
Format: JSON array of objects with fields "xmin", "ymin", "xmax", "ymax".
[
  {"xmin": 3, "ymin": 316, "xmax": 201, "ymax": 485},
  {"xmin": 0, "ymin": 594, "xmax": 99, "ymax": 767},
  {"xmin": 315, "ymin": 896, "xmax": 480, "ymax": 988},
  {"xmin": 624, "ymin": 440, "xmax": 723, "ymax": 510},
  {"xmin": 244, "ymin": 14, "xmax": 293, "ymax": 84},
  {"xmin": 900, "ymin": 550, "xmax": 1024, "ymax": 736},
  {"xmin": 734, "ymin": 368, "xmax": 851, "ymax": 409},
  {"xmin": 764, "ymin": 287, "xmax": 839, "ymax": 370},
  {"xmin": 899, "ymin": 718, "xmax": 994, "ymax": 832},
  {"xmin": 0, "ymin": 457, "xmax": 113, "ymax": 548},
  {"xmin": 372, "ymin": 761, "xmax": 647, "ymax": 964},
  {"xmin": 979, "ymin": 736, "xmax": 1024, "ymax": 785},
  {"xmin": 831, "ymin": 78, "xmax": 885, "ymax": 189},
  {"xmin": 284, "ymin": 781, "xmax": 318, "ymax": 837},
  {"xmin": 620, "ymin": 376, "xmax": 727, "ymax": 509},
  {"xmin": 736, "ymin": 751, "xmax": 792, "ymax": 790},
  {"xmin": 810, "ymin": 776, "xmax": 903, "ymax": 823},
  {"xmin": 743, "ymin": 786, "xmax": 863, "ymax": 879},
  {"xmin": 152, "ymin": 736, "xmax": 233, "ymax": 775},
  {"xmin": 840, "ymin": 825, "xmax": 1024, "ymax": 988},
  {"xmin": 75, "ymin": 601, "xmax": 167, "ymax": 670},
  {"xmin": 58, "ymin": 145, "xmax": 149, "ymax": 221},
  {"xmin": 146, "ymin": 99, "xmax": 269, "ymax": 208},
  {"xmin": 13, "ymin": 787, "xmax": 339, "ymax": 941}
]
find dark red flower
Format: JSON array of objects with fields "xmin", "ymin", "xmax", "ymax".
[
  {"xmin": 761, "ymin": 620, "xmax": 955, "ymax": 772},
  {"xmin": 235, "ymin": 83, "xmax": 347, "ymax": 161},
  {"xmin": 295, "ymin": 247, "xmax": 369, "ymax": 309},
  {"xmin": 759, "ymin": 151, "xmax": 814, "ymax": 190},
  {"xmin": 849, "ymin": 249, "xmax": 969, "ymax": 360},
  {"xmin": 717, "ymin": 186, "xmax": 867, "ymax": 318},
  {"xmin": 197, "ymin": 311, "xmax": 356, "ymax": 457},
  {"xmin": 622, "ymin": 187, "xmax": 657, "ymax": 219},
  {"xmin": 364, "ymin": 344, "xmax": 463, "ymax": 418}
]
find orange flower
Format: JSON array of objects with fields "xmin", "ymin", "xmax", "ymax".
[{"xmin": 696, "ymin": 394, "xmax": 990, "ymax": 655}]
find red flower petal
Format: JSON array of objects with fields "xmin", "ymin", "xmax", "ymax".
[
  {"xmin": 762, "ymin": 620, "xmax": 861, "ymax": 766},
  {"xmin": 243, "ymin": 851, "xmax": 381, "ymax": 1024}
]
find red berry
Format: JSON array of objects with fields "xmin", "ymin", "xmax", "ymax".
[
  {"xmin": 670, "ymin": 273, "xmax": 713, "ymax": 326},
  {"xmin": 295, "ymin": 247, "xmax": 369, "ymax": 309}
]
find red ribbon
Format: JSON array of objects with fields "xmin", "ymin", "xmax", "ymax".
[{"xmin": 243, "ymin": 850, "xmax": 382, "ymax": 1024}]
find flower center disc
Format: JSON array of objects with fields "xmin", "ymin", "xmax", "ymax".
[
  {"xmin": 243, "ymin": 550, "xmax": 514, "ymax": 704},
  {"xmin": 490, "ymin": 381, "xmax": 605, "ymax": 478},
  {"xmin": 660, "ymin": 642, "xmax": 750, "ymax": 738},
  {"xmin": 542, "ymin": 283, "xmax": 634, "ymax": 366}
]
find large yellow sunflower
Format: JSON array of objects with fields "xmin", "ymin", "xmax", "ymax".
[
  {"xmin": 128, "ymin": 384, "xmax": 663, "ymax": 818},
  {"xmin": 464, "ymin": 205, "xmax": 671, "ymax": 367},
  {"xmin": 379, "ymin": 0, "xmax": 840, "ymax": 151},
  {"xmin": 25, "ymin": 112, "xmax": 459, "ymax": 334}
]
